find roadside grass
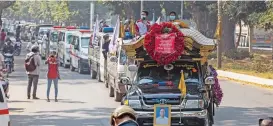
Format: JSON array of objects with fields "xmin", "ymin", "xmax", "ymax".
[{"xmin": 208, "ymin": 57, "xmax": 273, "ymax": 79}]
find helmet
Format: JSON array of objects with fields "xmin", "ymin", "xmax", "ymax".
[{"xmin": 110, "ymin": 105, "xmax": 136, "ymax": 125}]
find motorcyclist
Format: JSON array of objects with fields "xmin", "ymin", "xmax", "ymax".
[
  {"xmin": 26, "ymin": 37, "xmax": 38, "ymax": 53},
  {"xmin": 2, "ymin": 39, "xmax": 15, "ymax": 71}
]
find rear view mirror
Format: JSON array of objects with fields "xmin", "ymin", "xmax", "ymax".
[
  {"xmin": 110, "ymin": 56, "xmax": 117, "ymax": 62},
  {"xmin": 205, "ymin": 76, "xmax": 215, "ymax": 85},
  {"xmin": 128, "ymin": 65, "xmax": 138, "ymax": 72}
]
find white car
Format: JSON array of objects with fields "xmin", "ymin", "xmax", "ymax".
[{"xmin": 0, "ymin": 84, "xmax": 10, "ymax": 126}]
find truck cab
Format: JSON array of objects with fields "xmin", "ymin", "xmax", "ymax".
[
  {"xmin": 89, "ymin": 27, "xmax": 114, "ymax": 82},
  {"xmin": 36, "ymin": 24, "xmax": 53, "ymax": 59},
  {"xmin": 48, "ymin": 26, "xmax": 66, "ymax": 54},
  {"xmin": 58, "ymin": 26, "xmax": 79, "ymax": 68},
  {"xmin": 70, "ymin": 30, "xmax": 92, "ymax": 74}
]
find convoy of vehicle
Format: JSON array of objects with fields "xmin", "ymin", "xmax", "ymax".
[{"xmin": 70, "ymin": 30, "xmax": 92, "ymax": 74}]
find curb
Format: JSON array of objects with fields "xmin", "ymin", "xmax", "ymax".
[{"xmin": 217, "ymin": 70, "xmax": 273, "ymax": 89}]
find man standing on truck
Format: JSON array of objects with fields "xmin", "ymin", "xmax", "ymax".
[
  {"xmin": 135, "ymin": 10, "xmax": 151, "ymax": 36},
  {"xmin": 102, "ymin": 34, "xmax": 110, "ymax": 59}
]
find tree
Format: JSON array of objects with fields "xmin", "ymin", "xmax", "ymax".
[{"xmin": 0, "ymin": 1, "xmax": 15, "ymax": 26}]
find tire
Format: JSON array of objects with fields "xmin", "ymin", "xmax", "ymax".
[
  {"xmin": 105, "ymin": 74, "xmax": 109, "ymax": 88},
  {"xmin": 114, "ymin": 90, "xmax": 122, "ymax": 102},
  {"xmin": 109, "ymin": 85, "xmax": 114, "ymax": 97},
  {"xmin": 90, "ymin": 68, "xmax": 97, "ymax": 79},
  {"xmin": 97, "ymin": 68, "xmax": 102, "ymax": 82},
  {"xmin": 70, "ymin": 59, "xmax": 75, "ymax": 71},
  {"xmin": 78, "ymin": 61, "xmax": 84, "ymax": 74}
]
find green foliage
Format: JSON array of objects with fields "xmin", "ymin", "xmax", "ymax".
[
  {"xmin": 208, "ymin": 51, "xmax": 217, "ymax": 59},
  {"xmin": 252, "ymin": 55, "xmax": 273, "ymax": 73},
  {"xmin": 224, "ymin": 49, "xmax": 251, "ymax": 60}
]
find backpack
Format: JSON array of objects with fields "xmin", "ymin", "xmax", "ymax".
[{"xmin": 25, "ymin": 54, "xmax": 36, "ymax": 72}]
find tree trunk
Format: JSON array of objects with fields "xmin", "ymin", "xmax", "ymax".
[
  {"xmin": 0, "ymin": 9, "xmax": 2, "ymax": 27},
  {"xmin": 236, "ymin": 20, "xmax": 242, "ymax": 48},
  {"xmin": 221, "ymin": 14, "xmax": 236, "ymax": 52},
  {"xmin": 248, "ymin": 25, "xmax": 253, "ymax": 53}
]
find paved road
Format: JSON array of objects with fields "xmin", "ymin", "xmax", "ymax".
[{"xmin": 7, "ymin": 42, "xmax": 273, "ymax": 126}]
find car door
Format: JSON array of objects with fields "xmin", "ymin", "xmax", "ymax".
[{"xmin": 74, "ymin": 37, "xmax": 80, "ymax": 68}]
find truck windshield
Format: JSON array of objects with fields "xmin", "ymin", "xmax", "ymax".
[
  {"xmin": 66, "ymin": 34, "xmax": 73, "ymax": 44},
  {"xmin": 81, "ymin": 37, "xmax": 90, "ymax": 48},
  {"xmin": 51, "ymin": 33, "xmax": 58, "ymax": 42},
  {"xmin": 136, "ymin": 62, "xmax": 200, "ymax": 86}
]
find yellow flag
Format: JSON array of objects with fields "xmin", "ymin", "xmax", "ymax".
[
  {"xmin": 214, "ymin": 16, "xmax": 222, "ymax": 40},
  {"xmin": 119, "ymin": 19, "xmax": 125, "ymax": 38},
  {"xmin": 130, "ymin": 18, "xmax": 136, "ymax": 36},
  {"xmin": 178, "ymin": 70, "xmax": 187, "ymax": 97}
]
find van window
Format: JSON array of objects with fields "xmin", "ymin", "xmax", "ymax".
[
  {"xmin": 0, "ymin": 88, "xmax": 4, "ymax": 102},
  {"xmin": 67, "ymin": 33, "xmax": 73, "ymax": 44}
]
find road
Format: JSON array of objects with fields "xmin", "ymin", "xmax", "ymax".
[{"xmin": 7, "ymin": 42, "xmax": 273, "ymax": 126}]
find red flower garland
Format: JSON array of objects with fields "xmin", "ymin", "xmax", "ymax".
[{"xmin": 144, "ymin": 22, "xmax": 185, "ymax": 65}]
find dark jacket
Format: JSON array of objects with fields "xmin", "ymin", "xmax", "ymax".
[
  {"xmin": 102, "ymin": 40, "xmax": 110, "ymax": 59},
  {"xmin": 3, "ymin": 45, "xmax": 14, "ymax": 54},
  {"xmin": 118, "ymin": 120, "xmax": 139, "ymax": 126}
]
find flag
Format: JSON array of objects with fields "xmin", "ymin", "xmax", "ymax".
[
  {"xmin": 91, "ymin": 14, "xmax": 99, "ymax": 45},
  {"xmin": 151, "ymin": 13, "xmax": 155, "ymax": 25},
  {"xmin": 119, "ymin": 18, "xmax": 125, "ymax": 38},
  {"xmin": 155, "ymin": 17, "xmax": 161, "ymax": 24},
  {"xmin": 109, "ymin": 15, "xmax": 120, "ymax": 55},
  {"xmin": 130, "ymin": 18, "xmax": 136, "ymax": 36},
  {"xmin": 178, "ymin": 70, "xmax": 187, "ymax": 97}
]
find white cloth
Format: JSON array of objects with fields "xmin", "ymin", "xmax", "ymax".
[
  {"xmin": 156, "ymin": 116, "xmax": 169, "ymax": 125},
  {"xmin": 136, "ymin": 21, "xmax": 148, "ymax": 36}
]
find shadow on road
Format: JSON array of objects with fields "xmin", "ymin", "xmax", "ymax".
[
  {"xmin": 11, "ymin": 107, "xmax": 114, "ymax": 126},
  {"xmin": 215, "ymin": 106, "xmax": 273, "ymax": 126}
]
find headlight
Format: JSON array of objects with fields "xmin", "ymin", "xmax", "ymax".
[
  {"xmin": 184, "ymin": 100, "xmax": 204, "ymax": 108},
  {"xmin": 124, "ymin": 99, "xmax": 142, "ymax": 109}
]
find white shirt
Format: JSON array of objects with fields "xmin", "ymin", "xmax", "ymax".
[
  {"xmin": 136, "ymin": 21, "xmax": 148, "ymax": 35},
  {"xmin": 156, "ymin": 116, "xmax": 169, "ymax": 124},
  {"xmin": 26, "ymin": 42, "xmax": 38, "ymax": 52}
]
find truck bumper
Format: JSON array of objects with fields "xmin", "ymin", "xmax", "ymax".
[{"xmin": 136, "ymin": 110, "xmax": 208, "ymax": 126}]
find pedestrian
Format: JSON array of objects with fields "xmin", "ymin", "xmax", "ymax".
[
  {"xmin": 110, "ymin": 105, "xmax": 139, "ymax": 126},
  {"xmin": 0, "ymin": 29, "xmax": 7, "ymax": 50},
  {"xmin": 26, "ymin": 37, "xmax": 38, "ymax": 53},
  {"xmin": 25, "ymin": 45, "xmax": 41, "ymax": 99},
  {"xmin": 135, "ymin": 10, "xmax": 151, "ymax": 36},
  {"xmin": 169, "ymin": 11, "xmax": 177, "ymax": 22},
  {"xmin": 45, "ymin": 51, "xmax": 59, "ymax": 102}
]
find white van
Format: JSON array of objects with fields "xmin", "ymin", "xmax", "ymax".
[{"xmin": 0, "ymin": 85, "xmax": 10, "ymax": 126}]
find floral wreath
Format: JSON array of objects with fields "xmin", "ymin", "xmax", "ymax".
[{"xmin": 144, "ymin": 22, "xmax": 185, "ymax": 65}]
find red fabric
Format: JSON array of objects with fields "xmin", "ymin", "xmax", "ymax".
[
  {"xmin": 0, "ymin": 109, "xmax": 9, "ymax": 115},
  {"xmin": 47, "ymin": 57, "xmax": 58, "ymax": 79},
  {"xmin": 0, "ymin": 32, "xmax": 6, "ymax": 41},
  {"xmin": 135, "ymin": 19, "xmax": 151, "ymax": 35}
]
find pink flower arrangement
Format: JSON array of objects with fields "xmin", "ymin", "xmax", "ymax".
[{"xmin": 209, "ymin": 65, "xmax": 223, "ymax": 106}]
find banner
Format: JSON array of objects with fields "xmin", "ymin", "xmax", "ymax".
[
  {"xmin": 90, "ymin": 14, "xmax": 99, "ymax": 46},
  {"xmin": 109, "ymin": 15, "xmax": 120, "ymax": 55},
  {"xmin": 155, "ymin": 33, "xmax": 175, "ymax": 54}
]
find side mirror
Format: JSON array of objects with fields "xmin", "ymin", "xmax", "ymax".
[
  {"xmin": 120, "ymin": 77, "xmax": 131, "ymax": 85},
  {"xmin": 74, "ymin": 46, "xmax": 79, "ymax": 50},
  {"xmin": 205, "ymin": 76, "xmax": 215, "ymax": 85},
  {"xmin": 128, "ymin": 65, "xmax": 138, "ymax": 72},
  {"xmin": 110, "ymin": 56, "xmax": 117, "ymax": 62}
]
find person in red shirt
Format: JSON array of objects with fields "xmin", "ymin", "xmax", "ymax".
[
  {"xmin": 45, "ymin": 51, "xmax": 60, "ymax": 102},
  {"xmin": 0, "ymin": 29, "xmax": 7, "ymax": 50},
  {"xmin": 135, "ymin": 10, "xmax": 151, "ymax": 36}
]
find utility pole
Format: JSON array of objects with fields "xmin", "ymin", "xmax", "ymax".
[
  {"xmin": 90, "ymin": 2, "xmax": 94, "ymax": 31},
  {"xmin": 181, "ymin": 1, "xmax": 184, "ymax": 20},
  {"xmin": 217, "ymin": 0, "xmax": 222, "ymax": 69},
  {"xmin": 140, "ymin": 0, "xmax": 144, "ymax": 13}
]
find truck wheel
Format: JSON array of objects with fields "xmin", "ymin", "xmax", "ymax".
[
  {"xmin": 78, "ymin": 61, "xmax": 84, "ymax": 74},
  {"xmin": 90, "ymin": 69, "xmax": 97, "ymax": 79},
  {"xmin": 105, "ymin": 75, "xmax": 109, "ymax": 88},
  {"xmin": 109, "ymin": 85, "xmax": 114, "ymax": 97},
  {"xmin": 97, "ymin": 68, "xmax": 102, "ymax": 82},
  {"xmin": 114, "ymin": 91, "xmax": 122, "ymax": 102},
  {"xmin": 70, "ymin": 59, "xmax": 75, "ymax": 71}
]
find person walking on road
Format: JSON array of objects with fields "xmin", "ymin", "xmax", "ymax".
[
  {"xmin": 0, "ymin": 29, "xmax": 7, "ymax": 50},
  {"xmin": 45, "ymin": 51, "xmax": 59, "ymax": 102},
  {"xmin": 26, "ymin": 37, "xmax": 38, "ymax": 53},
  {"xmin": 25, "ymin": 45, "xmax": 41, "ymax": 99}
]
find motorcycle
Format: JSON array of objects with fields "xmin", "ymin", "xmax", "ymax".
[
  {"xmin": 14, "ymin": 40, "xmax": 22, "ymax": 56},
  {"xmin": 0, "ymin": 69, "xmax": 9, "ymax": 99},
  {"xmin": 3, "ymin": 53, "xmax": 14, "ymax": 74}
]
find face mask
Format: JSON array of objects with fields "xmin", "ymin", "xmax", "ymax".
[
  {"xmin": 141, "ymin": 15, "xmax": 146, "ymax": 20},
  {"xmin": 169, "ymin": 16, "xmax": 176, "ymax": 20}
]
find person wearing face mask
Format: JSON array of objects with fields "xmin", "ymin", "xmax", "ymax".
[
  {"xmin": 26, "ymin": 37, "xmax": 38, "ymax": 53},
  {"xmin": 110, "ymin": 105, "xmax": 139, "ymax": 126},
  {"xmin": 169, "ymin": 11, "xmax": 177, "ymax": 22},
  {"xmin": 135, "ymin": 10, "xmax": 151, "ymax": 36}
]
